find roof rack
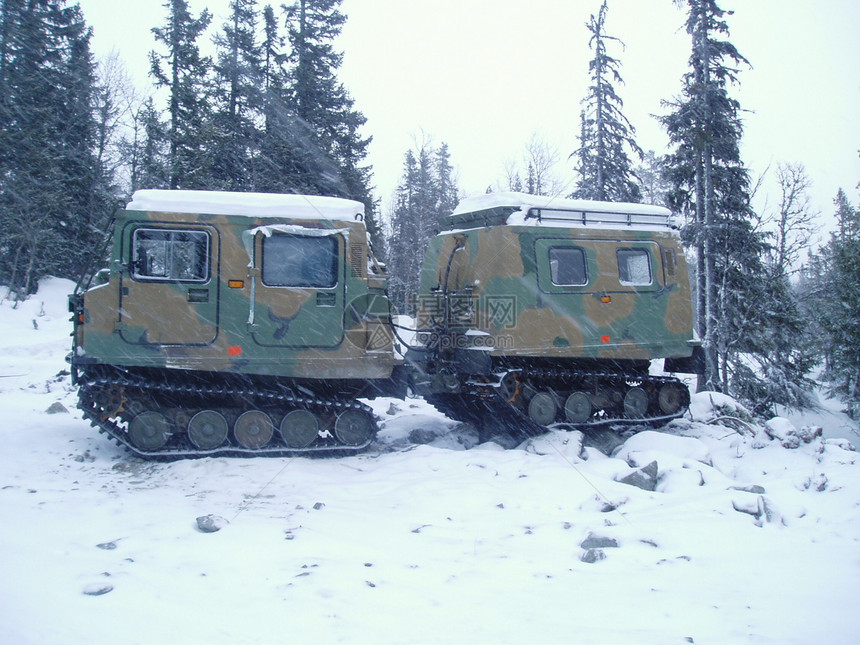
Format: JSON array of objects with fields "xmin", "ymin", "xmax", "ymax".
[{"xmin": 524, "ymin": 206, "xmax": 673, "ymax": 229}]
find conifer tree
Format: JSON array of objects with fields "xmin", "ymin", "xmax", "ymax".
[
  {"xmin": 435, "ymin": 143, "xmax": 459, "ymax": 216},
  {"xmin": 635, "ymin": 150, "xmax": 672, "ymax": 207},
  {"xmin": 284, "ymin": 0, "xmax": 345, "ymax": 144},
  {"xmin": 732, "ymin": 164, "xmax": 819, "ymax": 414},
  {"xmin": 129, "ymin": 97, "xmax": 170, "ymax": 191},
  {"xmin": 571, "ymin": 0, "xmax": 642, "ymax": 202},
  {"xmin": 256, "ymin": 3, "xmax": 316, "ymax": 194},
  {"xmin": 0, "ymin": 0, "xmax": 103, "ymax": 294},
  {"xmin": 281, "ymin": 0, "xmax": 382, "ymax": 251},
  {"xmin": 260, "ymin": 4, "xmax": 287, "ymax": 129},
  {"xmin": 660, "ymin": 0, "xmax": 764, "ymax": 394},
  {"xmin": 60, "ymin": 6, "xmax": 113, "ymax": 280},
  {"xmin": 149, "ymin": 0, "xmax": 213, "ymax": 189},
  {"xmin": 812, "ymin": 189, "xmax": 860, "ymax": 418},
  {"xmin": 387, "ymin": 139, "xmax": 460, "ymax": 311},
  {"xmin": 209, "ymin": 0, "xmax": 264, "ymax": 191},
  {"xmin": 388, "ymin": 149, "xmax": 422, "ymax": 311}
]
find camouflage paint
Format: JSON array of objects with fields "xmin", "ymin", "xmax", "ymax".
[
  {"xmin": 416, "ymin": 206, "xmax": 696, "ymax": 362},
  {"xmin": 75, "ymin": 200, "xmax": 398, "ymax": 381}
]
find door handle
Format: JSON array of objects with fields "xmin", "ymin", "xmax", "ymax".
[{"xmin": 187, "ymin": 289, "xmax": 209, "ymax": 303}]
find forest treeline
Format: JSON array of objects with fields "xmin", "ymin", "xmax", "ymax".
[
  {"xmin": 0, "ymin": 0, "xmax": 382, "ymax": 295},
  {"xmin": 0, "ymin": 0, "xmax": 857, "ymax": 417}
]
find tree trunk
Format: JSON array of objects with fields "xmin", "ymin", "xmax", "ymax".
[
  {"xmin": 5, "ymin": 244, "xmax": 22, "ymax": 301},
  {"xmin": 21, "ymin": 239, "xmax": 36, "ymax": 300},
  {"xmin": 703, "ymin": 141, "xmax": 720, "ymax": 391}
]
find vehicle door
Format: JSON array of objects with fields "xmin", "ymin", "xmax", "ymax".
[
  {"xmin": 249, "ymin": 231, "xmax": 345, "ymax": 348},
  {"xmin": 119, "ymin": 224, "xmax": 219, "ymax": 345}
]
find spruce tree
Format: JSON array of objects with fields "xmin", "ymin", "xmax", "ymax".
[
  {"xmin": 131, "ymin": 97, "xmax": 171, "ymax": 191},
  {"xmin": 256, "ymin": 4, "xmax": 316, "ymax": 194},
  {"xmin": 0, "ymin": 0, "xmax": 103, "ymax": 294},
  {"xmin": 817, "ymin": 189, "xmax": 860, "ymax": 418},
  {"xmin": 209, "ymin": 0, "xmax": 264, "ymax": 191},
  {"xmin": 283, "ymin": 0, "xmax": 346, "ymax": 144},
  {"xmin": 731, "ymin": 164, "xmax": 819, "ymax": 415},
  {"xmin": 260, "ymin": 4, "xmax": 287, "ymax": 130},
  {"xmin": 58, "ymin": 3, "xmax": 110, "ymax": 281},
  {"xmin": 387, "ymin": 139, "xmax": 459, "ymax": 311},
  {"xmin": 571, "ymin": 0, "xmax": 642, "ymax": 202},
  {"xmin": 388, "ymin": 149, "xmax": 422, "ymax": 311},
  {"xmin": 281, "ymin": 0, "xmax": 382, "ymax": 251},
  {"xmin": 660, "ymin": 0, "xmax": 763, "ymax": 394},
  {"xmin": 435, "ymin": 143, "xmax": 459, "ymax": 216},
  {"xmin": 149, "ymin": 0, "xmax": 213, "ymax": 189},
  {"xmin": 635, "ymin": 150, "xmax": 672, "ymax": 207}
]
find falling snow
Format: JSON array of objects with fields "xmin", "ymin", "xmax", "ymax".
[{"xmin": 1, "ymin": 278, "xmax": 858, "ymax": 644}]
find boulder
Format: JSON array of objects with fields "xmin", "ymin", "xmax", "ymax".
[
  {"xmin": 617, "ymin": 461, "xmax": 659, "ymax": 491},
  {"xmin": 580, "ymin": 533, "xmax": 619, "ymax": 549},
  {"xmin": 45, "ymin": 401, "xmax": 68, "ymax": 414},
  {"xmin": 580, "ymin": 549, "xmax": 606, "ymax": 564},
  {"xmin": 196, "ymin": 514, "xmax": 229, "ymax": 533},
  {"xmin": 764, "ymin": 418, "xmax": 820, "ymax": 449},
  {"xmin": 581, "ymin": 428, "xmax": 625, "ymax": 456},
  {"xmin": 408, "ymin": 428, "xmax": 438, "ymax": 444}
]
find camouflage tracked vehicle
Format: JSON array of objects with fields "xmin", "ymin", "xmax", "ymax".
[
  {"xmin": 69, "ymin": 190, "xmax": 402, "ymax": 458},
  {"xmin": 406, "ymin": 192, "xmax": 702, "ymax": 438}
]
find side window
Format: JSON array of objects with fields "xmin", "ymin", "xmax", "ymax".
[
  {"xmin": 132, "ymin": 229, "xmax": 209, "ymax": 282},
  {"xmin": 262, "ymin": 235, "xmax": 338, "ymax": 288},
  {"xmin": 617, "ymin": 248, "xmax": 652, "ymax": 286},
  {"xmin": 549, "ymin": 247, "xmax": 588, "ymax": 286}
]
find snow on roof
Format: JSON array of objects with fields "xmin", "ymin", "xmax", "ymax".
[
  {"xmin": 451, "ymin": 192, "xmax": 671, "ymax": 218},
  {"xmin": 126, "ymin": 190, "xmax": 365, "ymax": 222},
  {"xmin": 448, "ymin": 192, "xmax": 676, "ymax": 231}
]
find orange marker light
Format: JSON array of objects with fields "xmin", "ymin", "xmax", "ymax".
[
  {"xmin": 601, "ymin": 295, "xmax": 612, "ymax": 303},
  {"xmin": 228, "ymin": 346, "xmax": 242, "ymax": 356},
  {"xmin": 600, "ymin": 335, "xmax": 611, "ymax": 344},
  {"xmin": 228, "ymin": 280, "xmax": 244, "ymax": 288}
]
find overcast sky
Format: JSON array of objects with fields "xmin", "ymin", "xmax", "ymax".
[{"xmin": 78, "ymin": 0, "xmax": 859, "ymax": 236}]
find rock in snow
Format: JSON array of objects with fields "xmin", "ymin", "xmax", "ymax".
[
  {"xmin": 45, "ymin": 401, "xmax": 68, "ymax": 414},
  {"xmin": 82, "ymin": 583, "xmax": 113, "ymax": 596},
  {"xmin": 616, "ymin": 460, "xmax": 659, "ymax": 491},
  {"xmin": 580, "ymin": 533, "xmax": 620, "ymax": 549},
  {"xmin": 580, "ymin": 549, "xmax": 607, "ymax": 564},
  {"xmin": 764, "ymin": 417, "xmax": 823, "ymax": 449},
  {"xmin": 581, "ymin": 428, "xmax": 625, "ymax": 456},
  {"xmin": 196, "ymin": 514, "xmax": 229, "ymax": 533},
  {"xmin": 731, "ymin": 495, "xmax": 785, "ymax": 527},
  {"xmin": 408, "ymin": 428, "xmax": 438, "ymax": 444}
]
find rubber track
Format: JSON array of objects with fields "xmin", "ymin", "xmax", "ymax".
[
  {"xmin": 462, "ymin": 368, "xmax": 691, "ymax": 439},
  {"xmin": 77, "ymin": 371, "xmax": 376, "ymax": 460}
]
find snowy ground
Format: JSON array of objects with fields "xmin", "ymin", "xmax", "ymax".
[{"xmin": 1, "ymin": 279, "xmax": 859, "ymax": 645}]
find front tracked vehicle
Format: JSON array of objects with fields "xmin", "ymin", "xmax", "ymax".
[
  {"xmin": 406, "ymin": 192, "xmax": 702, "ymax": 437},
  {"xmin": 69, "ymin": 190, "xmax": 402, "ymax": 458}
]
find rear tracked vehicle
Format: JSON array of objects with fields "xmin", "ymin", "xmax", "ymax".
[
  {"xmin": 69, "ymin": 191, "xmax": 402, "ymax": 457},
  {"xmin": 405, "ymin": 193, "xmax": 702, "ymax": 439}
]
